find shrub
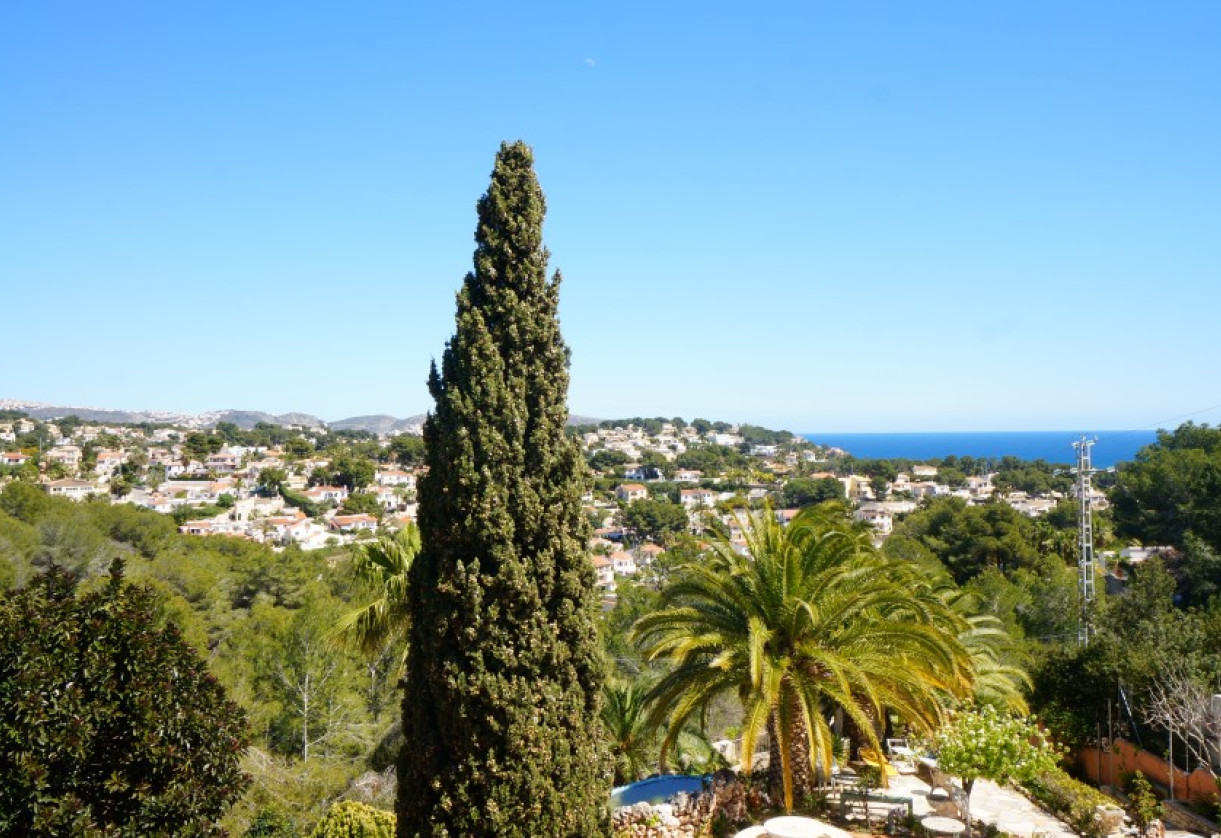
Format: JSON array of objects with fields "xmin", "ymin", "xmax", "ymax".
[
  {"xmin": 310, "ymin": 801, "xmax": 395, "ymax": 838},
  {"xmin": 1025, "ymin": 768, "xmax": 1116, "ymax": 838},
  {"xmin": 1126, "ymin": 771, "xmax": 1162, "ymax": 833},
  {"xmin": 0, "ymin": 560, "xmax": 250, "ymax": 836},
  {"xmin": 245, "ymin": 808, "xmax": 302, "ymax": 837}
]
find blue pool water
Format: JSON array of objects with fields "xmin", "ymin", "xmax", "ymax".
[{"xmin": 609, "ymin": 774, "xmax": 710, "ymax": 808}]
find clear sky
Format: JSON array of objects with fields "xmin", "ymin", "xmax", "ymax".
[{"xmin": 3, "ymin": 1, "xmax": 1219, "ymax": 432}]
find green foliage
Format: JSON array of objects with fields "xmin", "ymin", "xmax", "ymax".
[
  {"xmin": 310, "ymin": 801, "xmax": 394, "ymax": 838},
  {"xmin": 257, "ymin": 591, "xmax": 367, "ymax": 761},
  {"xmin": 589, "ymin": 449, "xmax": 630, "ymax": 473},
  {"xmin": 259, "ymin": 467, "xmax": 289, "ymax": 495},
  {"xmin": 1125, "ymin": 771, "xmax": 1162, "ymax": 832},
  {"xmin": 398, "ymin": 141, "xmax": 609, "ymax": 836},
  {"xmin": 893, "ymin": 497, "xmax": 1041, "ymax": 584},
  {"xmin": 600, "ymin": 578, "xmax": 661, "ymax": 676},
  {"xmin": 0, "ymin": 561, "xmax": 250, "ymax": 836},
  {"xmin": 1024, "ymin": 768, "xmax": 1116, "ymax": 838},
  {"xmin": 635, "ymin": 503, "xmax": 972, "ymax": 811},
  {"xmin": 387, "ymin": 434, "xmax": 425, "ymax": 466},
  {"xmin": 245, "ymin": 808, "xmax": 302, "ymax": 838},
  {"xmin": 0, "ymin": 480, "xmax": 53, "ymax": 523},
  {"xmin": 340, "ymin": 491, "xmax": 384, "ymax": 518},
  {"xmin": 280, "ymin": 485, "xmax": 323, "ymax": 518},
  {"xmin": 601, "ymin": 679, "xmax": 659, "ymax": 785},
  {"xmin": 779, "ymin": 476, "xmax": 845, "ymax": 508},
  {"xmin": 1111, "ymin": 422, "xmax": 1221, "ymax": 554},
  {"xmin": 622, "ymin": 497, "xmax": 689, "ymax": 544},
  {"xmin": 184, "ymin": 431, "xmax": 225, "ymax": 462},
  {"xmin": 935, "ymin": 704, "xmax": 1062, "ymax": 793},
  {"xmin": 674, "ymin": 444, "xmax": 749, "ymax": 476},
  {"xmin": 336, "ymin": 528, "xmax": 418, "ymax": 682},
  {"xmin": 328, "ymin": 450, "xmax": 377, "ymax": 491}
]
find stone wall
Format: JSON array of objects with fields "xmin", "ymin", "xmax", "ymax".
[{"xmin": 611, "ymin": 771, "xmax": 758, "ymax": 838}]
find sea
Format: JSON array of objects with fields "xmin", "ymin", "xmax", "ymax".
[{"xmin": 799, "ymin": 431, "xmax": 1159, "ymax": 469}]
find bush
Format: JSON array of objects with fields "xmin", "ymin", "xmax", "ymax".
[
  {"xmin": 1025, "ymin": 768, "xmax": 1116, "ymax": 838},
  {"xmin": 245, "ymin": 808, "xmax": 302, "ymax": 837},
  {"xmin": 1126, "ymin": 771, "xmax": 1162, "ymax": 833},
  {"xmin": 0, "ymin": 560, "xmax": 250, "ymax": 836},
  {"xmin": 310, "ymin": 801, "xmax": 395, "ymax": 838}
]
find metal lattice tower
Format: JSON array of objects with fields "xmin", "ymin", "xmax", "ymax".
[{"xmin": 1074, "ymin": 436, "xmax": 1097, "ymax": 644}]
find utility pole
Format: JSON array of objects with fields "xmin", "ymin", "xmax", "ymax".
[{"xmin": 1074, "ymin": 436, "xmax": 1099, "ymax": 645}]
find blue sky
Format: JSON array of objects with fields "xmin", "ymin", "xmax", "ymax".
[{"xmin": 3, "ymin": 2, "xmax": 1219, "ymax": 432}]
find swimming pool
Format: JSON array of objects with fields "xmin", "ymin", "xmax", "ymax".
[{"xmin": 609, "ymin": 774, "xmax": 711, "ymax": 808}]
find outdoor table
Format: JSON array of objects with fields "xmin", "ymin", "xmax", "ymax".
[
  {"xmin": 921, "ymin": 815, "xmax": 967, "ymax": 837},
  {"xmin": 763, "ymin": 816, "xmax": 825, "ymax": 838},
  {"xmin": 839, "ymin": 789, "xmax": 913, "ymax": 819}
]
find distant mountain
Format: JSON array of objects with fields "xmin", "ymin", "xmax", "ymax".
[
  {"xmin": 215, "ymin": 410, "xmax": 327, "ymax": 430},
  {"xmin": 1, "ymin": 399, "xmax": 597, "ymax": 434},
  {"xmin": 329, "ymin": 414, "xmax": 428, "ymax": 435}
]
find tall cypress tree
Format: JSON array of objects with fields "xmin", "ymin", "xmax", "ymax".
[{"xmin": 396, "ymin": 142, "xmax": 609, "ymax": 837}]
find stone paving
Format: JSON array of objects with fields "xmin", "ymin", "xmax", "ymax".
[{"xmin": 888, "ymin": 772, "xmax": 1077, "ymax": 838}]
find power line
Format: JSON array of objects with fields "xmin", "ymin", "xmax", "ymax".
[{"xmin": 1096, "ymin": 400, "xmax": 1221, "ymax": 445}]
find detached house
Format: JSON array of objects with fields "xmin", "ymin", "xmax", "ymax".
[
  {"xmin": 46, "ymin": 478, "xmax": 97, "ymax": 501},
  {"xmin": 303, "ymin": 485, "xmax": 349, "ymax": 504},
  {"xmin": 591, "ymin": 554, "xmax": 615, "ymax": 590},
  {"xmin": 329, "ymin": 514, "xmax": 378, "ymax": 533},
  {"xmin": 205, "ymin": 452, "xmax": 241, "ymax": 474},
  {"xmin": 609, "ymin": 551, "xmax": 637, "ymax": 576},
  {"xmin": 45, "ymin": 445, "xmax": 83, "ymax": 470},
  {"xmin": 615, "ymin": 483, "xmax": 648, "ymax": 503},
  {"xmin": 679, "ymin": 488, "xmax": 716, "ymax": 509},
  {"xmin": 376, "ymin": 468, "xmax": 417, "ymax": 489},
  {"xmin": 94, "ymin": 450, "xmax": 126, "ymax": 477}
]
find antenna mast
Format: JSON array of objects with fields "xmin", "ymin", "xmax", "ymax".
[{"xmin": 1074, "ymin": 436, "xmax": 1098, "ymax": 644}]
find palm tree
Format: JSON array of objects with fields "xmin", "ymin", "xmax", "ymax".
[
  {"xmin": 945, "ymin": 589, "xmax": 1032, "ymax": 714},
  {"xmin": 335, "ymin": 524, "xmax": 419, "ymax": 672},
  {"xmin": 633, "ymin": 503, "xmax": 972, "ymax": 812},
  {"xmin": 601, "ymin": 679, "xmax": 658, "ymax": 786}
]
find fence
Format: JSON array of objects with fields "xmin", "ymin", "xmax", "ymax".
[{"xmin": 1076, "ymin": 738, "xmax": 1219, "ymax": 804}]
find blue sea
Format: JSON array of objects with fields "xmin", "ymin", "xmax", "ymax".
[{"xmin": 799, "ymin": 431, "xmax": 1158, "ymax": 469}]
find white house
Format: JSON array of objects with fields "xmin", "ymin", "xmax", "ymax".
[
  {"xmin": 376, "ymin": 468, "xmax": 417, "ymax": 489},
  {"xmin": 304, "ymin": 485, "xmax": 349, "ymax": 504},
  {"xmin": 329, "ymin": 513, "xmax": 378, "ymax": 533},
  {"xmin": 679, "ymin": 488, "xmax": 716, "ymax": 509},
  {"xmin": 591, "ymin": 554, "xmax": 615, "ymax": 590},
  {"xmin": 45, "ymin": 478, "xmax": 97, "ymax": 501},
  {"xmin": 609, "ymin": 551, "xmax": 637, "ymax": 576},
  {"xmin": 615, "ymin": 483, "xmax": 648, "ymax": 503}
]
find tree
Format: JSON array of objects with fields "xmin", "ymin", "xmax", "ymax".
[
  {"xmin": 337, "ymin": 527, "xmax": 419, "ymax": 685},
  {"xmin": 331, "ymin": 451, "xmax": 376, "ymax": 491},
  {"xmin": 340, "ymin": 492, "xmax": 384, "ymax": 519},
  {"xmin": 893, "ymin": 497, "xmax": 1041, "ymax": 584},
  {"xmin": 601, "ymin": 679, "xmax": 659, "ymax": 786},
  {"xmin": 1111, "ymin": 422, "xmax": 1221, "ymax": 554},
  {"xmin": 261, "ymin": 592, "xmax": 364, "ymax": 762},
  {"xmin": 259, "ymin": 467, "xmax": 289, "ymax": 495},
  {"xmin": 387, "ymin": 434, "xmax": 425, "ymax": 467},
  {"xmin": 935, "ymin": 705, "xmax": 1062, "ymax": 837},
  {"xmin": 0, "ymin": 560, "xmax": 249, "ymax": 836},
  {"xmin": 1125, "ymin": 772, "xmax": 1163, "ymax": 834},
  {"xmin": 312, "ymin": 801, "xmax": 395, "ymax": 838},
  {"xmin": 780, "ymin": 477, "xmax": 845, "ymax": 508},
  {"xmin": 622, "ymin": 498, "xmax": 689, "ymax": 544},
  {"xmin": 635, "ymin": 504, "xmax": 972, "ymax": 811},
  {"xmin": 397, "ymin": 142, "xmax": 608, "ymax": 837}
]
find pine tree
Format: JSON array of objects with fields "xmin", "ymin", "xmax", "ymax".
[{"xmin": 396, "ymin": 142, "xmax": 609, "ymax": 837}]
